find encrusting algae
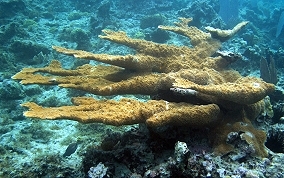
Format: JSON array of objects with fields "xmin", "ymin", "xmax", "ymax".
[{"xmin": 13, "ymin": 18, "xmax": 275, "ymax": 157}]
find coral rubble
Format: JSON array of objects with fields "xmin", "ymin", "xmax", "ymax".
[{"xmin": 13, "ymin": 18, "xmax": 275, "ymax": 157}]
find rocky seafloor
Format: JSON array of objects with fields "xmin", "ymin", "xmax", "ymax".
[{"xmin": 1, "ymin": 0, "xmax": 284, "ymax": 177}]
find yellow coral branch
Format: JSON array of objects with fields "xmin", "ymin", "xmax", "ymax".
[
  {"xmin": 12, "ymin": 60, "xmax": 166, "ymax": 95},
  {"xmin": 173, "ymin": 77, "xmax": 275, "ymax": 104},
  {"xmin": 22, "ymin": 97, "xmax": 221, "ymax": 127},
  {"xmin": 158, "ymin": 17, "xmax": 212, "ymax": 45},
  {"xmin": 52, "ymin": 46, "xmax": 163, "ymax": 72},
  {"xmin": 205, "ymin": 21, "xmax": 249, "ymax": 41}
]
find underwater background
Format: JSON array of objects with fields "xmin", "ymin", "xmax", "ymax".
[{"xmin": 1, "ymin": 0, "xmax": 284, "ymax": 177}]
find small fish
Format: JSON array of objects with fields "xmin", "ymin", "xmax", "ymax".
[{"xmin": 63, "ymin": 142, "xmax": 78, "ymax": 157}]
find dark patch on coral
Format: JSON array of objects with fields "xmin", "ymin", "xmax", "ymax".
[
  {"xmin": 0, "ymin": 22, "xmax": 28, "ymax": 44},
  {"xmin": 58, "ymin": 28, "xmax": 91, "ymax": 50},
  {"xmin": 265, "ymin": 129, "xmax": 284, "ymax": 153},
  {"xmin": 0, "ymin": 79, "xmax": 25, "ymax": 100},
  {"xmin": 97, "ymin": 0, "xmax": 111, "ymax": 19},
  {"xmin": 148, "ymin": 29, "xmax": 170, "ymax": 43},
  {"xmin": 151, "ymin": 89, "xmax": 208, "ymax": 105},
  {"xmin": 82, "ymin": 125, "xmax": 212, "ymax": 177},
  {"xmin": 0, "ymin": 0, "xmax": 26, "ymax": 19},
  {"xmin": 9, "ymin": 40, "xmax": 50, "ymax": 61},
  {"xmin": 269, "ymin": 91, "xmax": 284, "ymax": 124},
  {"xmin": 140, "ymin": 14, "xmax": 166, "ymax": 29},
  {"xmin": 177, "ymin": 1, "xmax": 221, "ymax": 28}
]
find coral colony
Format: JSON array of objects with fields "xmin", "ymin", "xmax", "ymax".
[{"xmin": 13, "ymin": 18, "xmax": 274, "ymax": 158}]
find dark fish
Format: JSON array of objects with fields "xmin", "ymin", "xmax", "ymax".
[{"xmin": 63, "ymin": 142, "xmax": 78, "ymax": 157}]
